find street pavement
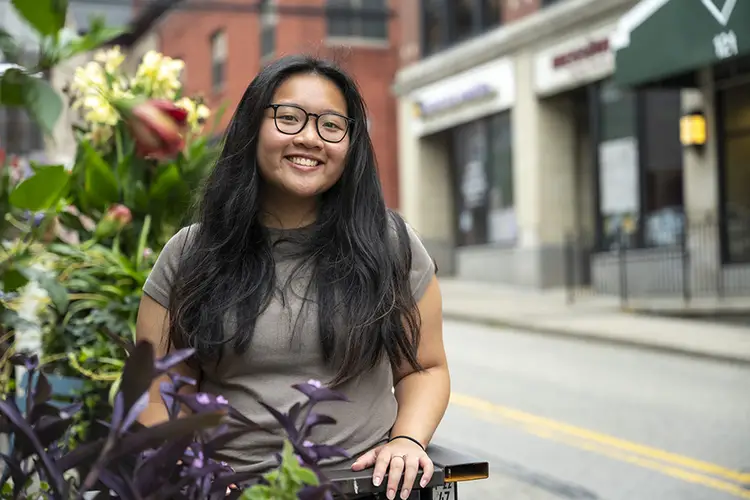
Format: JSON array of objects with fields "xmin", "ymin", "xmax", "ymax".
[{"xmin": 433, "ymin": 320, "xmax": 750, "ymax": 500}]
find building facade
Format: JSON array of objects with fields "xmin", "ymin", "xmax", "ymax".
[
  {"xmin": 394, "ymin": 0, "xmax": 750, "ymax": 294},
  {"xmin": 135, "ymin": 0, "xmax": 402, "ymax": 208}
]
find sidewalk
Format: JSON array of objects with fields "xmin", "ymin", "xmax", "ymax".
[{"xmin": 438, "ymin": 279, "xmax": 750, "ymax": 364}]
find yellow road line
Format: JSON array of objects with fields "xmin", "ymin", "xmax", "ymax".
[
  {"xmin": 516, "ymin": 422, "xmax": 750, "ymax": 499},
  {"xmin": 450, "ymin": 392, "xmax": 750, "ymax": 485}
]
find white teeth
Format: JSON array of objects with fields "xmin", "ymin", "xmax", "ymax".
[{"xmin": 288, "ymin": 156, "xmax": 319, "ymax": 167}]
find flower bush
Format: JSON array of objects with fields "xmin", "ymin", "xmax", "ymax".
[
  {"xmin": 0, "ymin": 341, "xmax": 350, "ymax": 499},
  {"xmin": 1, "ymin": 3, "xmax": 352, "ymax": 498},
  {"xmin": 68, "ymin": 47, "xmax": 210, "ymax": 152}
]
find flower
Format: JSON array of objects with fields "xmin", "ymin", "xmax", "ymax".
[
  {"xmin": 94, "ymin": 45, "xmax": 125, "ymax": 74},
  {"xmin": 105, "ymin": 204, "xmax": 133, "ymax": 227},
  {"xmin": 176, "ymin": 97, "xmax": 212, "ymax": 132},
  {"xmin": 112, "ymin": 98, "xmax": 188, "ymax": 160},
  {"xmin": 133, "ymin": 50, "xmax": 184, "ymax": 100}
]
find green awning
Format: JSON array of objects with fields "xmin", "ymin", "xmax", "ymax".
[{"xmin": 612, "ymin": 0, "xmax": 750, "ymax": 87}]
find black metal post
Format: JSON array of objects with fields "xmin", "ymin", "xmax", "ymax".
[
  {"xmin": 565, "ymin": 234, "xmax": 575, "ymax": 305},
  {"xmin": 618, "ymin": 230, "xmax": 628, "ymax": 308},
  {"xmin": 682, "ymin": 224, "xmax": 691, "ymax": 303}
]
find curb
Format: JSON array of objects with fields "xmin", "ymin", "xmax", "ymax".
[{"xmin": 443, "ymin": 311, "xmax": 750, "ymax": 367}]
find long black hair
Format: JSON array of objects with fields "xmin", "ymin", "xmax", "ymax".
[{"xmin": 168, "ymin": 55, "xmax": 422, "ymax": 386}]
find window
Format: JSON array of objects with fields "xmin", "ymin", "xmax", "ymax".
[
  {"xmin": 210, "ymin": 30, "xmax": 227, "ymax": 92},
  {"xmin": 595, "ymin": 80, "xmax": 684, "ymax": 252},
  {"xmin": 480, "ymin": 0, "xmax": 502, "ymax": 30},
  {"xmin": 487, "ymin": 112, "xmax": 515, "ymax": 243},
  {"xmin": 0, "ymin": 107, "xmax": 44, "ymax": 157},
  {"xmin": 326, "ymin": 0, "xmax": 388, "ymax": 40},
  {"xmin": 597, "ymin": 81, "xmax": 639, "ymax": 251},
  {"xmin": 260, "ymin": 0, "xmax": 277, "ymax": 60},
  {"xmin": 641, "ymin": 89, "xmax": 684, "ymax": 248},
  {"xmin": 452, "ymin": 112, "xmax": 515, "ymax": 246},
  {"xmin": 721, "ymin": 83, "xmax": 750, "ymax": 263},
  {"xmin": 422, "ymin": 0, "xmax": 446, "ymax": 56},
  {"xmin": 421, "ymin": 0, "xmax": 502, "ymax": 57},
  {"xmin": 451, "ymin": 0, "xmax": 475, "ymax": 43}
]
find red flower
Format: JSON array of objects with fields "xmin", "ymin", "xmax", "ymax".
[
  {"xmin": 104, "ymin": 204, "xmax": 133, "ymax": 227},
  {"xmin": 113, "ymin": 98, "xmax": 189, "ymax": 160}
]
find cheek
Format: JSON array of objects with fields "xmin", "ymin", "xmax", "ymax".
[
  {"xmin": 327, "ymin": 142, "xmax": 349, "ymax": 171},
  {"xmin": 258, "ymin": 123, "xmax": 287, "ymax": 159}
]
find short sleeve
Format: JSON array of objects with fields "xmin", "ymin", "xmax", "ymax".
[
  {"xmin": 388, "ymin": 215, "xmax": 436, "ymax": 303},
  {"xmin": 142, "ymin": 225, "xmax": 197, "ymax": 309}
]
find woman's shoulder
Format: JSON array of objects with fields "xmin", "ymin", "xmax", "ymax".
[
  {"xmin": 161, "ymin": 223, "xmax": 201, "ymax": 258},
  {"xmin": 143, "ymin": 224, "xmax": 201, "ymax": 308},
  {"xmin": 385, "ymin": 210, "xmax": 436, "ymax": 301}
]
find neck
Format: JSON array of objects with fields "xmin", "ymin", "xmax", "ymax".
[{"xmin": 260, "ymin": 191, "xmax": 318, "ymax": 229}]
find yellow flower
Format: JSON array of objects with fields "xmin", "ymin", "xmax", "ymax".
[
  {"xmin": 94, "ymin": 45, "xmax": 125, "ymax": 74},
  {"xmin": 197, "ymin": 104, "xmax": 210, "ymax": 121},
  {"xmin": 176, "ymin": 97, "xmax": 211, "ymax": 131},
  {"xmin": 133, "ymin": 50, "xmax": 185, "ymax": 99},
  {"xmin": 71, "ymin": 61, "xmax": 106, "ymax": 95}
]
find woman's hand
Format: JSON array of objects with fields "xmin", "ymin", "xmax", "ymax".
[{"xmin": 351, "ymin": 439, "xmax": 434, "ymax": 500}]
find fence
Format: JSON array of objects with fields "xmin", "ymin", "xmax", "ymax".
[{"xmin": 564, "ymin": 219, "xmax": 750, "ymax": 306}]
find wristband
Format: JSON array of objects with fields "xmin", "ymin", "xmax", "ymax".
[{"xmin": 388, "ymin": 435, "xmax": 425, "ymax": 451}]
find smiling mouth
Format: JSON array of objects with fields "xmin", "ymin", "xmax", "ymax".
[{"xmin": 286, "ymin": 156, "xmax": 322, "ymax": 168}]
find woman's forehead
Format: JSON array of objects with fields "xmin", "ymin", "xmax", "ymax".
[{"xmin": 273, "ymin": 73, "xmax": 348, "ymax": 115}]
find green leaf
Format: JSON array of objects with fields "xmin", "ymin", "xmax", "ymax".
[
  {"xmin": 149, "ymin": 165, "xmax": 183, "ymax": 200},
  {"xmin": 12, "ymin": 0, "xmax": 68, "ymax": 36},
  {"xmin": 24, "ymin": 76, "xmax": 63, "ymax": 136},
  {"xmin": 135, "ymin": 215, "xmax": 151, "ymax": 270},
  {"xmin": 241, "ymin": 485, "xmax": 272, "ymax": 500},
  {"xmin": 0, "ymin": 68, "xmax": 28, "ymax": 106},
  {"xmin": 82, "ymin": 142, "xmax": 119, "ymax": 209},
  {"xmin": 62, "ymin": 23, "xmax": 127, "ymax": 61},
  {"xmin": 3, "ymin": 267, "xmax": 29, "ymax": 292},
  {"xmin": 9, "ymin": 165, "xmax": 70, "ymax": 211},
  {"xmin": 0, "ymin": 29, "xmax": 21, "ymax": 64},
  {"xmin": 295, "ymin": 467, "xmax": 320, "ymax": 486}
]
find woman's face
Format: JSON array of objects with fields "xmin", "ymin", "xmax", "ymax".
[{"xmin": 257, "ymin": 73, "xmax": 351, "ymax": 201}]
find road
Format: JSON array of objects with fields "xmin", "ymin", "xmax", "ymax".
[{"xmin": 433, "ymin": 320, "xmax": 750, "ymax": 500}]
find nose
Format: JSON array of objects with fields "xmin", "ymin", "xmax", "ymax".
[{"xmin": 293, "ymin": 116, "xmax": 323, "ymax": 148}]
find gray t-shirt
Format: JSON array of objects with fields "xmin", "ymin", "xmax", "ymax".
[{"xmin": 142, "ymin": 218, "xmax": 435, "ymax": 472}]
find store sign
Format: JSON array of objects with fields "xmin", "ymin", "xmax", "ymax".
[
  {"xmin": 409, "ymin": 58, "xmax": 515, "ymax": 137},
  {"xmin": 534, "ymin": 24, "xmax": 616, "ymax": 96},
  {"xmin": 702, "ymin": 0, "xmax": 740, "ymax": 59},
  {"xmin": 415, "ymin": 83, "xmax": 497, "ymax": 118}
]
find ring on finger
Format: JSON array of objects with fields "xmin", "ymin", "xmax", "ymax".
[{"xmin": 392, "ymin": 455, "xmax": 406, "ymax": 461}]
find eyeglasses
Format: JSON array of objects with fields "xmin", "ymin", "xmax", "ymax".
[{"xmin": 267, "ymin": 104, "xmax": 353, "ymax": 144}]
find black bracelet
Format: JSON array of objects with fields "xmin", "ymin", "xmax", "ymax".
[{"xmin": 388, "ymin": 435, "xmax": 425, "ymax": 451}]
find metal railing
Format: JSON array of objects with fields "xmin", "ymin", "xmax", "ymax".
[{"xmin": 564, "ymin": 218, "xmax": 750, "ymax": 307}]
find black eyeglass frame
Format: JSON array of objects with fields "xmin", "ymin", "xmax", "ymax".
[{"xmin": 266, "ymin": 103, "xmax": 355, "ymax": 144}]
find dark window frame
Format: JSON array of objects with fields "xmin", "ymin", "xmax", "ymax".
[
  {"xmin": 421, "ymin": 0, "xmax": 502, "ymax": 57},
  {"xmin": 326, "ymin": 0, "xmax": 388, "ymax": 41},
  {"xmin": 210, "ymin": 29, "xmax": 227, "ymax": 93},
  {"xmin": 451, "ymin": 111, "xmax": 516, "ymax": 248},
  {"xmin": 592, "ymin": 79, "xmax": 685, "ymax": 253},
  {"xmin": 260, "ymin": 0, "xmax": 277, "ymax": 60}
]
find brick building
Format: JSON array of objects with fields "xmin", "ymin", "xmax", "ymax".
[{"xmin": 123, "ymin": 0, "xmax": 402, "ymax": 208}]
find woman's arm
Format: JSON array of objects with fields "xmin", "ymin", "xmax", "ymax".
[
  {"xmin": 390, "ymin": 275, "xmax": 450, "ymax": 446},
  {"xmin": 351, "ymin": 276, "xmax": 450, "ymax": 500},
  {"xmin": 135, "ymin": 294, "xmax": 199, "ymax": 426}
]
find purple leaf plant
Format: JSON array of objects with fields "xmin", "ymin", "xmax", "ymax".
[{"xmin": 0, "ymin": 340, "xmax": 351, "ymax": 499}]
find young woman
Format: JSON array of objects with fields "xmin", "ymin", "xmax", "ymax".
[{"xmin": 135, "ymin": 55, "xmax": 450, "ymax": 500}]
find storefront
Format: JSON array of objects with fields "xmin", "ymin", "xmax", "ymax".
[
  {"xmin": 610, "ymin": 0, "xmax": 750, "ymax": 293},
  {"xmin": 395, "ymin": 0, "xmax": 748, "ymax": 290},
  {"xmin": 399, "ymin": 57, "xmax": 516, "ymax": 279}
]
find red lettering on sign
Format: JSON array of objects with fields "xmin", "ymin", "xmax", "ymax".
[{"xmin": 552, "ymin": 39, "xmax": 610, "ymax": 69}]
